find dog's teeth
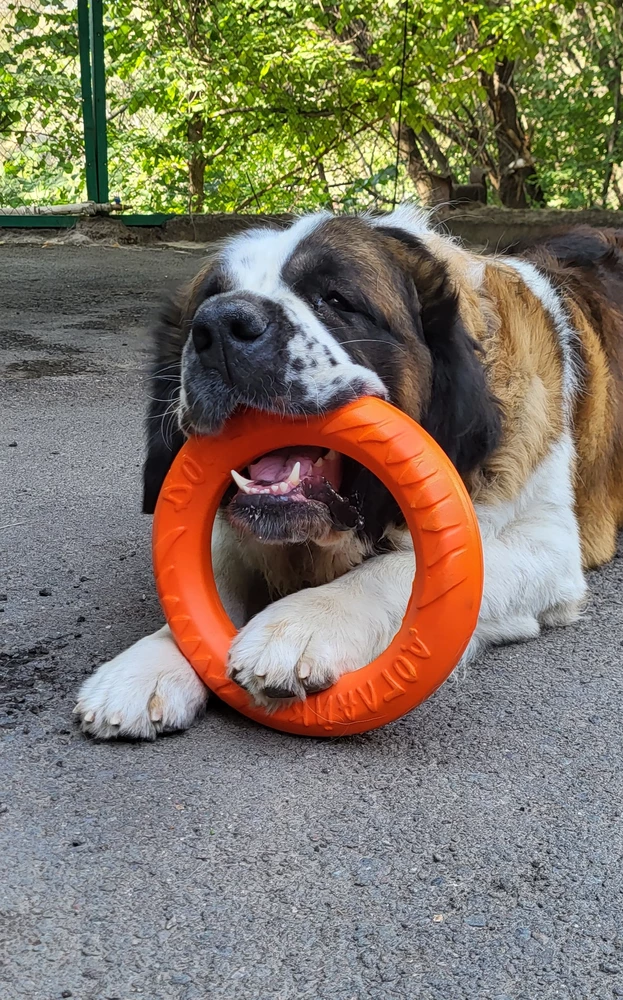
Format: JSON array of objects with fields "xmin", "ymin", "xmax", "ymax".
[
  {"xmin": 231, "ymin": 469, "xmax": 253, "ymax": 493},
  {"xmin": 325, "ymin": 450, "xmax": 338, "ymax": 462},
  {"xmin": 287, "ymin": 462, "xmax": 301, "ymax": 487},
  {"xmin": 279, "ymin": 482, "xmax": 290, "ymax": 493},
  {"xmin": 313, "ymin": 456, "xmax": 324, "ymax": 468}
]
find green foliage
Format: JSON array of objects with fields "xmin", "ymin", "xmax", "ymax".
[
  {"xmin": 0, "ymin": 0, "xmax": 86, "ymax": 206},
  {"xmin": 521, "ymin": 2, "xmax": 623, "ymax": 208},
  {"xmin": 1, "ymin": 0, "xmax": 622, "ymax": 212}
]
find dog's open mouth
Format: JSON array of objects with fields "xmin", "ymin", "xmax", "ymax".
[
  {"xmin": 233, "ymin": 447, "xmax": 341, "ymax": 500},
  {"xmin": 227, "ymin": 447, "xmax": 364, "ymax": 543}
]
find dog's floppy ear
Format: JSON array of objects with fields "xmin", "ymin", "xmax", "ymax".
[
  {"xmin": 142, "ymin": 296, "xmax": 187, "ymax": 514},
  {"xmin": 419, "ymin": 285, "xmax": 502, "ymax": 474},
  {"xmin": 376, "ymin": 225, "xmax": 502, "ymax": 475},
  {"xmin": 143, "ymin": 256, "xmax": 225, "ymax": 513}
]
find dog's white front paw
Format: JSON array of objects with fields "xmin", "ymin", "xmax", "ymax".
[
  {"xmin": 540, "ymin": 597, "xmax": 585, "ymax": 628},
  {"xmin": 74, "ymin": 626, "xmax": 208, "ymax": 739},
  {"xmin": 227, "ymin": 589, "xmax": 393, "ymax": 709}
]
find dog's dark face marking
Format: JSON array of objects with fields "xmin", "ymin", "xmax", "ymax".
[
  {"xmin": 144, "ymin": 211, "xmax": 502, "ymax": 547},
  {"xmin": 179, "ymin": 217, "xmax": 390, "ymax": 436}
]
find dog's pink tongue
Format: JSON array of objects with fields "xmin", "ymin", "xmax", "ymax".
[
  {"xmin": 248, "ymin": 447, "xmax": 324, "ymax": 484},
  {"xmin": 247, "ymin": 447, "xmax": 342, "ymax": 491}
]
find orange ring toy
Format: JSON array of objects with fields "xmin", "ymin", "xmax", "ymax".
[{"xmin": 152, "ymin": 397, "xmax": 483, "ymax": 737}]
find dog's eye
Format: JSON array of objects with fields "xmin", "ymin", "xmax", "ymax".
[
  {"xmin": 198, "ymin": 271, "xmax": 227, "ymax": 301},
  {"xmin": 323, "ymin": 291, "xmax": 355, "ymax": 313}
]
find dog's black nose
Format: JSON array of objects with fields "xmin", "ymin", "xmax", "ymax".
[{"xmin": 191, "ymin": 297, "xmax": 268, "ymax": 362}]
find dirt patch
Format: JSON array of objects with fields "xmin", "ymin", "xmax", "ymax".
[
  {"xmin": 0, "ymin": 330, "xmax": 82, "ymax": 355},
  {"xmin": 3, "ymin": 357, "xmax": 103, "ymax": 379}
]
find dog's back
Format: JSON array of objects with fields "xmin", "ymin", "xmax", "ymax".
[{"xmin": 518, "ymin": 227, "xmax": 623, "ymax": 566}]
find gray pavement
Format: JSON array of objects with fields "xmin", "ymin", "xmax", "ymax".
[{"xmin": 1, "ymin": 243, "xmax": 623, "ymax": 1000}]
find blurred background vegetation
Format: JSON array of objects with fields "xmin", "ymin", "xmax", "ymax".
[{"xmin": 1, "ymin": 0, "xmax": 623, "ymax": 215}]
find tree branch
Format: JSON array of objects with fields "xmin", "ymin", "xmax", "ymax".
[
  {"xmin": 233, "ymin": 117, "xmax": 384, "ymax": 211},
  {"xmin": 206, "ymin": 102, "xmax": 362, "ymax": 120}
]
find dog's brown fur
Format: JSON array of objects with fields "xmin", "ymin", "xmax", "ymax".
[
  {"xmin": 524, "ymin": 228, "xmax": 623, "ymax": 566},
  {"xmin": 146, "ymin": 219, "xmax": 623, "ymax": 580},
  {"xmin": 354, "ymin": 224, "xmax": 623, "ymax": 570}
]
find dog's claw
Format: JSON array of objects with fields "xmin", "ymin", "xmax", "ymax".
[{"xmin": 262, "ymin": 685, "xmax": 297, "ymax": 700}]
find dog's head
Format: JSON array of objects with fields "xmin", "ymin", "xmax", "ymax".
[{"xmin": 144, "ymin": 208, "xmax": 501, "ymax": 548}]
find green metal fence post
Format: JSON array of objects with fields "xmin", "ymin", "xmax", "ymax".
[
  {"xmin": 77, "ymin": 0, "xmax": 98, "ymax": 201},
  {"xmin": 88, "ymin": 0, "xmax": 109, "ymax": 203},
  {"xmin": 78, "ymin": 0, "xmax": 108, "ymax": 204}
]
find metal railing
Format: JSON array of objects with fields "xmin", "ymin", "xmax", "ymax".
[{"xmin": 77, "ymin": 0, "xmax": 107, "ymax": 205}]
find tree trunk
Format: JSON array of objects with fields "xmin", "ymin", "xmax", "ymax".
[
  {"xmin": 317, "ymin": 160, "xmax": 337, "ymax": 211},
  {"xmin": 480, "ymin": 58, "xmax": 544, "ymax": 208},
  {"xmin": 329, "ymin": 12, "xmax": 382, "ymax": 70},
  {"xmin": 327, "ymin": 8, "xmax": 455, "ymax": 206},
  {"xmin": 418, "ymin": 126, "xmax": 450, "ymax": 177},
  {"xmin": 602, "ymin": 61, "xmax": 622, "ymax": 206},
  {"xmin": 611, "ymin": 168, "xmax": 623, "ymax": 209},
  {"xmin": 188, "ymin": 112, "xmax": 206, "ymax": 214},
  {"xmin": 602, "ymin": 54, "xmax": 623, "ymax": 206},
  {"xmin": 391, "ymin": 122, "xmax": 452, "ymax": 206}
]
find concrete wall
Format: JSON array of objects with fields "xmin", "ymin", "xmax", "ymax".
[
  {"xmin": 158, "ymin": 205, "xmax": 623, "ymax": 250},
  {"xmin": 11, "ymin": 205, "xmax": 623, "ymax": 249},
  {"xmin": 433, "ymin": 205, "xmax": 623, "ymax": 250}
]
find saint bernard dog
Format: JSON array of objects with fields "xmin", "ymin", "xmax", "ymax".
[{"xmin": 74, "ymin": 205, "xmax": 623, "ymax": 739}]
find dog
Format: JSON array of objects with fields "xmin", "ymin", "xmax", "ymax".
[{"xmin": 74, "ymin": 205, "xmax": 623, "ymax": 739}]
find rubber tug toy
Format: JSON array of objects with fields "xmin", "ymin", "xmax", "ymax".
[{"xmin": 152, "ymin": 397, "xmax": 483, "ymax": 737}]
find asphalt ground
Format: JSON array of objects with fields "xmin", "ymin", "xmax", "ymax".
[{"xmin": 1, "ymin": 243, "xmax": 622, "ymax": 1000}]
